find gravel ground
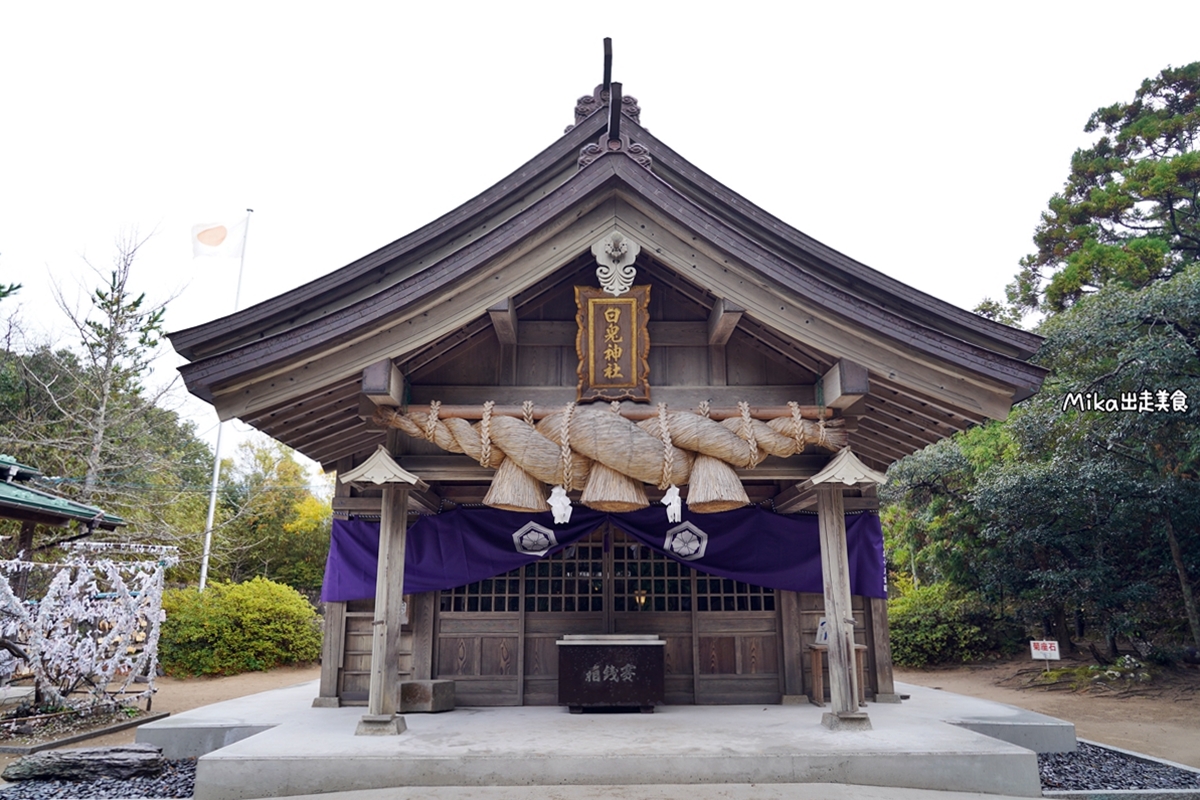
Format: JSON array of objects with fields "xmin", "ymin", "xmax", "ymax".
[
  {"xmin": 0, "ymin": 743, "xmax": 1196, "ymax": 797},
  {"xmin": 0, "ymin": 758, "xmax": 195, "ymax": 799},
  {"xmin": 1040, "ymin": 741, "xmax": 1200, "ymax": 791}
]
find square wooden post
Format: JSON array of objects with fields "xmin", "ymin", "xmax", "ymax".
[
  {"xmin": 337, "ymin": 445, "xmax": 422, "ymax": 736},
  {"xmin": 809, "ymin": 447, "xmax": 885, "ymax": 731},
  {"xmin": 357, "ymin": 484, "xmax": 410, "ymax": 735},
  {"xmin": 816, "ymin": 484, "xmax": 869, "ymax": 729}
]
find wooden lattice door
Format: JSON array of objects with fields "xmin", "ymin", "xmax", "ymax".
[{"xmin": 434, "ymin": 524, "xmax": 783, "ymax": 706}]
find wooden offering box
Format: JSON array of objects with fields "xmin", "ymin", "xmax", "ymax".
[{"xmin": 557, "ymin": 635, "xmax": 665, "ymax": 713}]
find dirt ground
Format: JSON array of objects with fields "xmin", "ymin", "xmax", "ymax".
[
  {"xmin": 896, "ymin": 655, "xmax": 1200, "ymax": 768},
  {"xmin": 1, "ymin": 656, "xmax": 1196, "ymax": 778}
]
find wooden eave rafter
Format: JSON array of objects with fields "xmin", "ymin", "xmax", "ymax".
[{"xmin": 312, "ymin": 430, "xmax": 387, "ymax": 469}]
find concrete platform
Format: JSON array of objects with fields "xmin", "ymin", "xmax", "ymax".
[{"xmin": 136, "ymin": 680, "xmax": 1072, "ymax": 800}]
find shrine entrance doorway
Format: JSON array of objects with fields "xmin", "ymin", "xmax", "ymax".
[{"xmin": 435, "ymin": 525, "xmax": 783, "ymax": 706}]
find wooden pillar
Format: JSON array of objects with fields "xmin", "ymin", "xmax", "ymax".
[
  {"xmin": 778, "ymin": 589, "xmax": 806, "ymax": 703},
  {"xmin": 357, "ymin": 484, "xmax": 410, "ymax": 735},
  {"xmin": 14, "ymin": 521, "xmax": 36, "ymax": 600},
  {"xmin": 816, "ymin": 484, "xmax": 871, "ymax": 730},
  {"xmin": 313, "ymin": 602, "xmax": 346, "ymax": 707},
  {"xmin": 315, "ymin": 458, "xmax": 352, "ymax": 708},
  {"xmin": 868, "ymin": 597, "xmax": 900, "ymax": 702},
  {"xmin": 409, "ymin": 592, "xmax": 436, "ymax": 681}
]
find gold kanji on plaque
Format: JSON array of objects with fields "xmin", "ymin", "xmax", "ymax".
[{"xmin": 575, "ymin": 285, "xmax": 650, "ymax": 402}]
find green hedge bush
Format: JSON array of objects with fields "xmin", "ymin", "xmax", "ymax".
[
  {"xmin": 888, "ymin": 581, "xmax": 1009, "ymax": 667},
  {"xmin": 159, "ymin": 577, "xmax": 322, "ymax": 676}
]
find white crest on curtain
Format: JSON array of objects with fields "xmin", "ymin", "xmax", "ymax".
[
  {"xmin": 512, "ymin": 522, "xmax": 558, "ymax": 557},
  {"xmin": 664, "ymin": 521, "xmax": 708, "ymax": 561}
]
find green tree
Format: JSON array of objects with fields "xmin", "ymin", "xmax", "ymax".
[
  {"xmin": 0, "ymin": 235, "xmax": 213, "ymax": 557},
  {"xmin": 1007, "ymin": 62, "xmax": 1200, "ymax": 315},
  {"xmin": 881, "ymin": 423, "xmax": 1016, "ymax": 598},
  {"xmin": 1010, "ymin": 267, "xmax": 1200, "ymax": 649},
  {"xmin": 54, "ymin": 232, "xmax": 167, "ymax": 502},
  {"xmin": 208, "ymin": 438, "xmax": 329, "ymax": 592}
]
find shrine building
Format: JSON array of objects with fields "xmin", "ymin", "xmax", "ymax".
[{"xmin": 170, "ymin": 52, "xmax": 1045, "ymax": 731}]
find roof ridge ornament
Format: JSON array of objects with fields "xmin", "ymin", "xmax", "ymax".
[
  {"xmin": 573, "ymin": 88, "xmax": 642, "ymax": 129},
  {"xmin": 567, "ymin": 38, "xmax": 642, "ymax": 131},
  {"xmin": 591, "ymin": 231, "xmax": 639, "ymax": 295},
  {"xmin": 578, "ymin": 133, "xmax": 652, "ymax": 171},
  {"xmin": 579, "ymin": 82, "xmax": 651, "ymax": 171}
]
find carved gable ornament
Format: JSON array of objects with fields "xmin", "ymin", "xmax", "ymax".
[{"xmin": 576, "ymin": 232, "xmax": 650, "ymax": 403}]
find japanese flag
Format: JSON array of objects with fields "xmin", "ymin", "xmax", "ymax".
[{"xmin": 192, "ymin": 219, "xmax": 247, "ymax": 258}]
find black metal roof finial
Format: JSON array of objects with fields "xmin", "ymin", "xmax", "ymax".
[
  {"xmin": 571, "ymin": 38, "xmax": 641, "ymax": 131},
  {"xmin": 608, "ymin": 82, "xmax": 623, "ymax": 145},
  {"xmin": 603, "ymin": 37, "xmax": 612, "ymax": 93}
]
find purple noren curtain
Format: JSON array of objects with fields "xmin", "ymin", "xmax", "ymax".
[{"xmin": 321, "ymin": 505, "xmax": 885, "ymax": 603}]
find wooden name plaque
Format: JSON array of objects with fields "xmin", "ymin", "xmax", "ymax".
[{"xmin": 575, "ymin": 285, "xmax": 650, "ymax": 403}]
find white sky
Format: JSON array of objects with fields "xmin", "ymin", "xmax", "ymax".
[{"xmin": 2, "ymin": 2, "xmax": 1198, "ymax": 474}]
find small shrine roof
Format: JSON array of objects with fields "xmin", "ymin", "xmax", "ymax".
[
  {"xmin": 0, "ymin": 479, "xmax": 126, "ymax": 530},
  {"xmin": 1, "ymin": 454, "xmax": 41, "ymax": 483}
]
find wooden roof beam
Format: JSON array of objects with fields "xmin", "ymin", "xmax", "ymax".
[
  {"xmin": 735, "ymin": 317, "xmax": 831, "ymax": 376},
  {"xmin": 707, "ymin": 298, "xmax": 743, "ymax": 345},
  {"xmin": 332, "ymin": 486, "xmax": 442, "ymax": 516},
  {"xmin": 861, "ymin": 402, "xmax": 940, "ymax": 442},
  {"xmin": 287, "ymin": 416, "xmax": 372, "ymax": 454},
  {"xmin": 488, "ymin": 299, "xmax": 519, "ymax": 346},
  {"xmin": 855, "ymin": 418, "xmax": 936, "ymax": 458},
  {"xmin": 240, "ymin": 376, "xmax": 361, "ymax": 427},
  {"xmin": 864, "ymin": 393, "xmax": 962, "ymax": 433},
  {"xmin": 401, "ymin": 316, "xmax": 494, "ymax": 377},
  {"xmin": 637, "ymin": 262, "xmax": 829, "ymax": 374},
  {"xmin": 821, "ymin": 360, "xmax": 869, "ymax": 410},
  {"xmin": 837, "ymin": 439, "xmax": 900, "ymax": 473},
  {"xmin": 406, "ymin": 384, "xmax": 820, "ymax": 410},
  {"xmin": 772, "ymin": 484, "xmax": 881, "ymax": 514},
  {"xmin": 362, "ymin": 359, "xmax": 405, "ymax": 407},
  {"xmin": 311, "ymin": 430, "xmax": 388, "ymax": 467},
  {"xmin": 871, "ymin": 377, "xmax": 990, "ymax": 428},
  {"xmin": 260, "ymin": 405, "xmax": 362, "ymax": 445}
]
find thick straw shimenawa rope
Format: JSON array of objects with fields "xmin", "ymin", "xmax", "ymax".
[{"xmin": 375, "ymin": 403, "xmax": 847, "ymax": 489}]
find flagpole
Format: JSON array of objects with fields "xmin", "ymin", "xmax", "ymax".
[{"xmin": 199, "ymin": 209, "xmax": 253, "ymax": 592}]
